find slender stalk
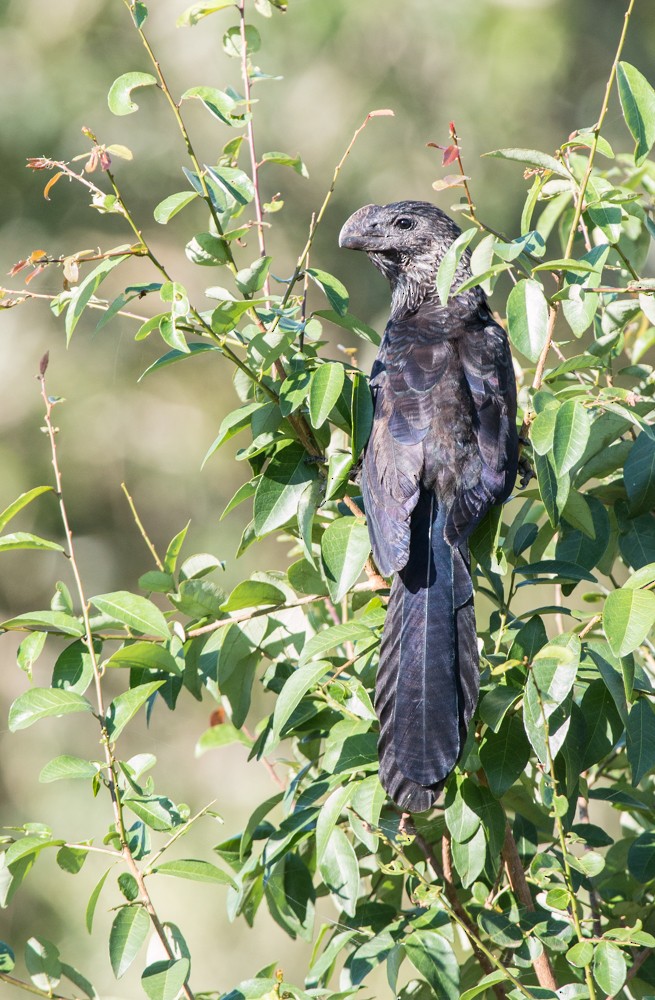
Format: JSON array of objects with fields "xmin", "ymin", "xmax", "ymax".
[
  {"xmin": 187, "ymin": 580, "xmax": 378, "ymax": 638},
  {"xmin": 532, "ymin": 0, "xmax": 637, "ymax": 390},
  {"xmin": 121, "ymin": 482, "xmax": 164, "ymax": 570},
  {"xmin": 0, "ymin": 287, "xmax": 147, "ymax": 322},
  {"xmin": 266, "ymin": 109, "xmax": 394, "ymax": 339},
  {"xmin": 121, "ymin": 0, "xmax": 236, "ymax": 268},
  {"xmin": 531, "ymin": 676, "xmax": 597, "ymax": 1000},
  {"xmin": 38, "ymin": 365, "xmax": 195, "ymax": 1000},
  {"xmin": 238, "ymin": 0, "xmax": 269, "ymax": 295},
  {"xmin": 0, "ymin": 973, "xmax": 71, "ymax": 1000}
]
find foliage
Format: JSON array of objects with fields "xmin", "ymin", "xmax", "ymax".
[{"xmin": 1, "ymin": 1, "xmax": 655, "ymax": 999}]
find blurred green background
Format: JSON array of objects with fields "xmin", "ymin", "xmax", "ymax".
[{"xmin": 0, "ymin": 0, "xmax": 652, "ymax": 996}]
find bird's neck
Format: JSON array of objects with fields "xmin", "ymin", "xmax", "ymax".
[{"xmin": 383, "ymin": 248, "xmax": 474, "ymax": 322}]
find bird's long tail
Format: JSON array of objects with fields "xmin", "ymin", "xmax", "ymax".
[{"xmin": 375, "ymin": 488, "xmax": 479, "ymax": 812}]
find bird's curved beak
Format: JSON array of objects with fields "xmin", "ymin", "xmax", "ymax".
[{"xmin": 339, "ymin": 204, "xmax": 384, "ymax": 251}]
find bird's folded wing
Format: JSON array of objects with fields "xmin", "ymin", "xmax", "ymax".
[
  {"xmin": 445, "ymin": 316, "xmax": 519, "ymax": 543},
  {"xmin": 362, "ymin": 329, "xmax": 451, "ymax": 577}
]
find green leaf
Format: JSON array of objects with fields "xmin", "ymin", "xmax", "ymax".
[
  {"xmin": 552, "ymin": 401, "xmax": 591, "ymax": 476},
  {"xmin": 628, "ymin": 830, "xmax": 655, "ymax": 883},
  {"xmin": 506, "ymin": 278, "xmax": 549, "ymax": 362},
  {"xmin": 271, "ymin": 661, "xmax": 331, "ymax": 742},
  {"xmin": 105, "ymin": 681, "xmax": 165, "ymax": 740},
  {"xmin": 314, "ymin": 309, "xmax": 380, "ymax": 345},
  {"xmin": 306, "ymin": 268, "xmax": 349, "ymax": 316},
  {"xmin": 603, "ymin": 588, "xmax": 655, "ymax": 657},
  {"xmin": 177, "ymin": 1, "xmax": 235, "ymax": 28},
  {"xmin": 3, "ymin": 609, "xmax": 84, "ymax": 636},
  {"xmin": 321, "ymin": 517, "xmax": 371, "ymax": 603},
  {"xmin": 404, "ymin": 930, "xmax": 459, "ymax": 1000},
  {"xmin": 124, "ymin": 795, "xmax": 183, "ymax": 831},
  {"xmin": 0, "ymin": 486, "xmax": 52, "ymax": 532},
  {"xmin": 445, "ymin": 778, "xmax": 482, "ymax": 843},
  {"xmin": 105, "ymin": 643, "xmax": 180, "ymax": 673},
  {"xmin": 108, "ymin": 72, "xmax": 157, "ymax": 115},
  {"xmin": 205, "ymin": 165, "xmax": 255, "ymax": 205},
  {"xmin": 25, "ymin": 938, "xmax": 61, "ymax": 992},
  {"xmin": 436, "ymin": 227, "xmax": 476, "ymax": 306},
  {"xmin": 152, "ymin": 859, "xmax": 236, "ymax": 887},
  {"xmin": 593, "ymin": 940, "xmax": 626, "ymax": 996},
  {"xmin": 319, "ymin": 827, "xmax": 359, "ymax": 917},
  {"xmin": 154, "ymin": 191, "xmax": 198, "ymax": 224},
  {"xmin": 351, "ymin": 373, "xmax": 373, "ymax": 460},
  {"xmin": 299, "ymin": 620, "xmax": 375, "ymax": 666},
  {"xmin": 91, "ymin": 591, "xmax": 169, "ymax": 640},
  {"xmin": 17, "ymin": 631, "xmax": 47, "ymax": 678},
  {"xmin": 235, "ymin": 256, "xmax": 272, "ymax": 295},
  {"xmin": 484, "ymin": 147, "xmax": 570, "ymax": 178},
  {"xmin": 309, "ymin": 363, "xmax": 345, "ymax": 429},
  {"xmin": 532, "ymin": 635, "xmax": 580, "ymax": 715},
  {"xmin": 260, "ymin": 150, "xmax": 308, "ymax": 177},
  {"xmin": 626, "ymin": 699, "xmax": 655, "ymax": 786},
  {"xmin": 317, "ymin": 784, "xmax": 358, "ymax": 869},
  {"xmin": 8, "ymin": 688, "xmax": 92, "ymax": 732},
  {"xmin": 56, "ymin": 846, "xmax": 89, "ymax": 875},
  {"xmin": 625, "ymin": 432, "xmax": 655, "ymax": 517},
  {"xmin": 39, "ymin": 755, "xmax": 100, "ymax": 783},
  {"xmin": 185, "ymin": 232, "xmax": 230, "ymax": 266},
  {"xmin": 480, "ymin": 712, "xmax": 529, "ymax": 798},
  {"xmin": 141, "ymin": 959, "xmax": 190, "ymax": 1000},
  {"xmin": 617, "ymin": 61, "xmax": 655, "ymax": 165},
  {"xmin": 0, "ymin": 942, "xmax": 15, "ymax": 973},
  {"xmin": 253, "ymin": 443, "xmax": 316, "ymax": 537},
  {"xmin": 534, "ymin": 451, "xmax": 568, "ymax": 527},
  {"xmin": 139, "ymin": 343, "xmax": 219, "ymax": 381},
  {"xmin": 221, "ymin": 579, "xmax": 286, "ymax": 611},
  {"xmin": 567, "ymin": 941, "xmax": 594, "ymax": 968},
  {"xmin": 460, "ymin": 971, "xmax": 510, "ymax": 1000},
  {"xmin": 109, "ymin": 905, "xmax": 150, "ymax": 978},
  {"xmin": 65, "ymin": 254, "xmax": 131, "ymax": 342},
  {"xmin": 86, "ymin": 868, "xmax": 111, "ymax": 933}
]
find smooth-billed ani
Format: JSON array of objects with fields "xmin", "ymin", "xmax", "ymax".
[{"xmin": 339, "ymin": 201, "xmax": 519, "ymax": 812}]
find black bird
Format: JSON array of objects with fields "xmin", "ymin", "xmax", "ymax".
[{"xmin": 339, "ymin": 201, "xmax": 518, "ymax": 812}]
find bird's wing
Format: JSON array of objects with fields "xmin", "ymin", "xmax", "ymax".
[
  {"xmin": 361, "ymin": 321, "xmax": 451, "ymax": 576},
  {"xmin": 445, "ymin": 311, "xmax": 519, "ymax": 543}
]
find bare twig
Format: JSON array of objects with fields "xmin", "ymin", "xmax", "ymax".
[
  {"xmin": 531, "ymin": 0, "xmax": 638, "ymax": 391},
  {"xmin": 238, "ymin": 0, "xmax": 269, "ymax": 295},
  {"xmin": 38, "ymin": 364, "xmax": 195, "ymax": 1000},
  {"xmin": 121, "ymin": 482, "xmax": 164, "ymax": 571}
]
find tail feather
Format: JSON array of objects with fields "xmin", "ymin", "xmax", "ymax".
[{"xmin": 376, "ymin": 489, "xmax": 478, "ymax": 812}]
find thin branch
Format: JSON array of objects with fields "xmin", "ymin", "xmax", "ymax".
[
  {"xmin": 530, "ymin": 674, "xmax": 597, "ymax": 1000},
  {"xmin": 121, "ymin": 0, "xmax": 236, "ymax": 267},
  {"xmin": 0, "ymin": 973, "xmax": 72, "ymax": 1000},
  {"xmin": 38, "ymin": 363, "xmax": 195, "ymax": 1000},
  {"xmin": 532, "ymin": 0, "xmax": 637, "ymax": 391},
  {"xmin": 0, "ymin": 286, "xmax": 148, "ymax": 322},
  {"xmin": 238, "ymin": 0, "xmax": 269, "ymax": 295},
  {"xmin": 267, "ymin": 109, "xmax": 394, "ymax": 340},
  {"xmin": 121, "ymin": 482, "xmax": 164, "ymax": 571},
  {"xmin": 186, "ymin": 581, "xmax": 378, "ymax": 638}
]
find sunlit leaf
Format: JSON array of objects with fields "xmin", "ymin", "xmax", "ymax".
[
  {"xmin": 107, "ymin": 72, "xmax": 157, "ymax": 116},
  {"xmin": 8, "ymin": 688, "xmax": 92, "ymax": 732}
]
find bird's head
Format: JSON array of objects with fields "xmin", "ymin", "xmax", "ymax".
[{"xmin": 339, "ymin": 200, "xmax": 469, "ymax": 318}]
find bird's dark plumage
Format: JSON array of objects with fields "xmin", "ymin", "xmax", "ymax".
[{"xmin": 339, "ymin": 201, "xmax": 518, "ymax": 811}]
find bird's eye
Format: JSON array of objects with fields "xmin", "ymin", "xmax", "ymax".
[{"xmin": 394, "ymin": 217, "xmax": 415, "ymax": 230}]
